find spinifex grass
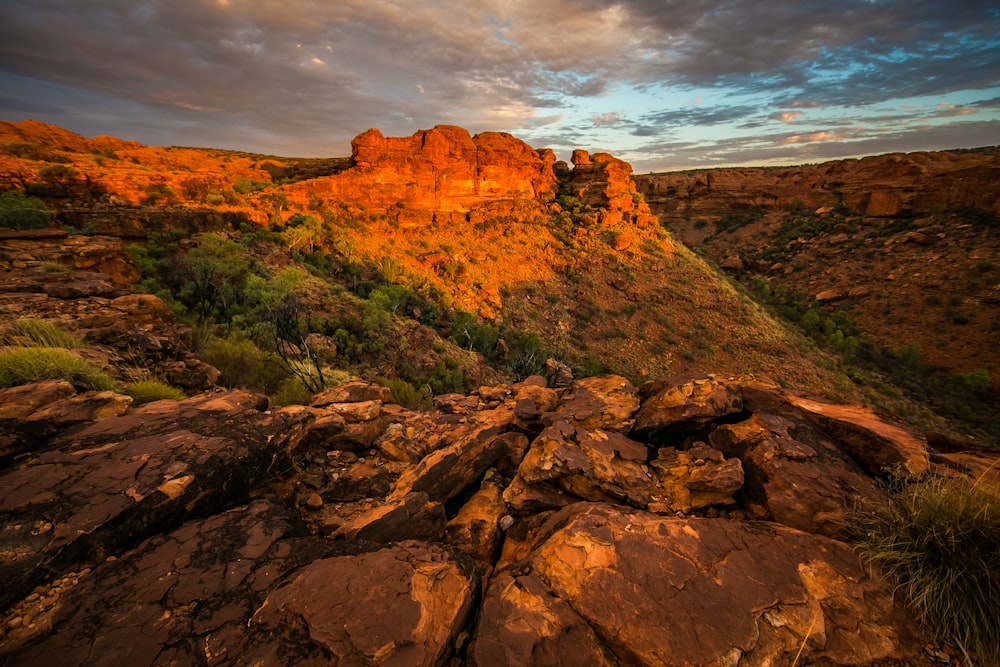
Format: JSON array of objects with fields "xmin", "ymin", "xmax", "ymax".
[
  {"xmin": 4, "ymin": 318, "xmax": 82, "ymax": 349},
  {"xmin": 0, "ymin": 347, "xmax": 118, "ymax": 391},
  {"xmin": 857, "ymin": 474, "xmax": 999, "ymax": 664},
  {"xmin": 123, "ymin": 379, "xmax": 186, "ymax": 405}
]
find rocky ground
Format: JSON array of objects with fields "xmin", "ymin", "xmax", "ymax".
[{"xmin": 2, "ymin": 323, "xmax": 997, "ymax": 664}]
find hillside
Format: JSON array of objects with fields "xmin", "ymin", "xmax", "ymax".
[{"xmin": 0, "ymin": 120, "xmax": 860, "ymax": 396}]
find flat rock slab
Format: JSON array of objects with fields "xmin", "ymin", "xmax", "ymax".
[
  {"xmin": 2, "ymin": 498, "xmax": 477, "ymax": 667},
  {"xmin": 470, "ymin": 503, "xmax": 924, "ymax": 666},
  {"xmin": 785, "ymin": 396, "xmax": 929, "ymax": 476},
  {"xmin": 0, "ymin": 390, "xmax": 314, "ymax": 609}
]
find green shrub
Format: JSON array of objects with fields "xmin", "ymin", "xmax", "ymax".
[
  {"xmin": 199, "ymin": 334, "xmax": 287, "ymax": 394},
  {"xmin": 124, "ymin": 380, "xmax": 186, "ymax": 405},
  {"xmin": 0, "ymin": 190, "xmax": 51, "ymax": 230},
  {"xmin": 379, "ymin": 377, "xmax": 432, "ymax": 410},
  {"xmin": 857, "ymin": 474, "xmax": 1000, "ymax": 663},
  {"xmin": 3, "ymin": 318, "xmax": 81, "ymax": 348},
  {"xmin": 270, "ymin": 377, "xmax": 314, "ymax": 406},
  {"xmin": 0, "ymin": 347, "xmax": 118, "ymax": 391}
]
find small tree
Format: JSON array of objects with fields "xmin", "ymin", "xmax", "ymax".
[{"xmin": 268, "ymin": 294, "xmax": 327, "ymax": 394}]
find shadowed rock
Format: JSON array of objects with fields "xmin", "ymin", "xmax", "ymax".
[{"xmin": 0, "ymin": 390, "xmax": 314, "ymax": 610}]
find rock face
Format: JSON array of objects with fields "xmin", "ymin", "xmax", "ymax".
[
  {"xmin": 288, "ymin": 125, "xmax": 557, "ymax": 213},
  {"xmin": 635, "ymin": 149, "xmax": 1000, "ymax": 223},
  {"xmin": 0, "ymin": 373, "xmax": 963, "ymax": 665}
]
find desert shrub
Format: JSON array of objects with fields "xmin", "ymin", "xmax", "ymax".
[
  {"xmin": 198, "ymin": 334, "xmax": 287, "ymax": 394},
  {"xmin": 124, "ymin": 380, "xmax": 186, "ymax": 405},
  {"xmin": 270, "ymin": 377, "xmax": 314, "ymax": 406},
  {"xmin": 379, "ymin": 377, "xmax": 432, "ymax": 410},
  {"xmin": 856, "ymin": 474, "xmax": 999, "ymax": 664},
  {"xmin": 4, "ymin": 318, "xmax": 81, "ymax": 348},
  {"xmin": 0, "ymin": 190, "xmax": 51, "ymax": 230},
  {"xmin": 0, "ymin": 347, "xmax": 118, "ymax": 391}
]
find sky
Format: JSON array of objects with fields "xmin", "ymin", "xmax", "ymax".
[{"xmin": 0, "ymin": 1, "xmax": 998, "ymax": 172}]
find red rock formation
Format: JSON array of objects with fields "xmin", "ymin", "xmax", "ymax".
[
  {"xmin": 288, "ymin": 125, "xmax": 557, "ymax": 212},
  {"xmin": 569, "ymin": 150, "xmax": 658, "ymax": 226}
]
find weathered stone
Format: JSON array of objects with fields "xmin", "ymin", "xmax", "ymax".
[
  {"xmin": 632, "ymin": 374, "xmax": 743, "ymax": 439},
  {"xmin": 469, "ymin": 568, "xmax": 618, "ymax": 667},
  {"xmin": 387, "ymin": 409, "xmax": 516, "ymax": 503},
  {"xmin": 710, "ymin": 413, "xmax": 882, "ymax": 537},
  {"xmin": 445, "ymin": 471, "xmax": 508, "ymax": 563},
  {"xmin": 25, "ymin": 390, "xmax": 132, "ymax": 429},
  {"xmin": 254, "ymin": 541, "xmax": 477, "ymax": 667},
  {"xmin": 502, "ymin": 473, "xmax": 578, "ymax": 513},
  {"xmin": 786, "ymin": 396, "xmax": 929, "ymax": 475},
  {"xmin": 542, "ymin": 375, "xmax": 639, "ymax": 433},
  {"xmin": 325, "ymin": 418, "xmax": 386, "ymax": 451},
  {"xmin": 299, "ymin": 408, "xmax": 348, "ymax": 449},
  {"xmin": 434, "ymin": 393, "xmax": 480, "ymax": 413},
  {"xmin": 518, "ymin": 421, "xmax": 654, "ymax": 507},
  {"xmin": 331, "ymin": 491, "xmax": 446, "ymax": 542},
  {"xmin": 815, "ymin": 289, "xmax": 844, "ymax": 302},
  {"xmin": 470, "ymin": 503, "xmax": 925, "ymax": 666},
  {"xmin": 0, "ymin": 390, "xmax": 314, "ymax": 609},
  {"xmin": 321, "ymin": 399, "xmax": 383, "ymax": 423},
  {"xmin": 310, "ymin": 380, "xmax": 392, "ymax": 406},
  {"xmin": 649, "ymin": 445, "xmax": 744, "ymax": 511},
  {"xmin": 0, "ymin": 380, "xmax": 77, "ymax": 462}
]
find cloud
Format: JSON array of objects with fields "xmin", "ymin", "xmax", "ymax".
[
  {"xmin": 770, "ymin": 111, "xmax": 804, "ymax": 123},
  {"xmin": 591, "ymin": 112, "xmax": 624, "ymax": 127},
  {"xmin": 0, "ymin": 0, "xmax": 995, "ymax": 163},
  {"xmin": 782, "ymin": 131, "xmax": 845, "ymax": 144}
]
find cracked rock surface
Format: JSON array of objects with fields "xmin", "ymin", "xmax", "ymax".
[{"xmin": 0, "ymin": 373, "xmax": 977, "ymax": 665}]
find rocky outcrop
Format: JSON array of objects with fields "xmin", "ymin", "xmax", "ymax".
[
  {"xmin": 0, "ymin": 390, "xmax": 312, "ymax": 609},
  {"xmin": 0, "ymin": 372, "xmax": 965, "ymax": 665},
  {"xmin": 288, "ymin": 125, "xmax": 557, "ymax": 213},
  {"xmin": 567, "ymin": 150, "xmax": 658, "ymax": 227},
  {"xmin": 0, "ymin": 230, "xmax": 138, "ymax": 287}
]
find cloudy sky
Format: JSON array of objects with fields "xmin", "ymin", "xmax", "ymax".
[{"xmin": 0, "ymin": 0, "xmax": 997, "ymax": 171}]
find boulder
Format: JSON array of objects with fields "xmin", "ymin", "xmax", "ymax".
[
  {"xmin": 710, "ymin": 413, "xmax": 882, "ymax": 537},
  {"xmin": 310, "ymin": 380, "xmax": 392, "ymax": 406},
  {"xmin": 2, "ymin": 498, "xmax": 477, "ymax": 667},
  {"xmin": 542, "ymin": 375, "xmax": 639, "ymax": 433},
  {"xmin": 387, "ymin": 409, "xmax": 517, "ymax": 504},
  {"xmin": 469, "ymin": 503, "xmax": 925, "ymax": 666},
  {"xmin": 254, "ymin": 541, "xmax": 478, "ymax": 667},
  {"xmin": 632, "ymin": 374, "xmax": 743, "ymax": 439},
  {"xmin": 786, "ymin": 396, "xmax": 929, "ymax": 475}
]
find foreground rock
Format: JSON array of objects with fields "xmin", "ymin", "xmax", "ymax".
[
  {"xmin": 0, "ymin": 389, "xmax": 313, "ymax": 609},
  {"xmin": 470, "ymin": 503, "xmax": 925, "ymax": 666},
  {"xmin": 2, "ymin": 498, "xmax": 478, "ymax": 667},
  {"xmin": 0, "ymin": 373, "xmax": 949, "ymax": 665}
]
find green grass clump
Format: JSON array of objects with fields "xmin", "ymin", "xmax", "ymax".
[
  {"xmin": 857, "ymin": 474, "xmax": 1000, "ymax": 663},
  {"xmin": 7, "ymin": 318, "xmax": 82, "ymax": 348},
  {"xmin": 0, "ymin": 347, "xmax": 118, "ymax": 391},
  {"xmin": 124, "ymin": 380, "xmax": 186, "ymax": 405}
]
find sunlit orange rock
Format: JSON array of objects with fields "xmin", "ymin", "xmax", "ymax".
[{"xmin": 290, "ymin": 125, "xmax": 557, "ymax": 212}]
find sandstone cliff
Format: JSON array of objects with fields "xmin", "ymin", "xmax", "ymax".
[{"xmin": 636, "ymin": 148, "xmax": 1000, "ymax": 224}]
